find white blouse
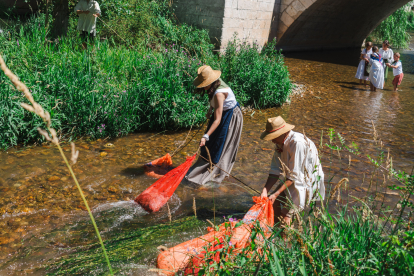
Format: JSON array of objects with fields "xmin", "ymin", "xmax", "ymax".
[
  {"xmin": 209, "ymin": 87, "xmax": 237, "ymax": 111},
  {"xmin": 379, "ymin": 48, "xmax": 394, "ymax": 63},
  {"xmin": 269, "ymin": 131, "xmax": 325, "ymax": 209},
  {"xmin": 74, "ymin": 0, "xmax": 101, "ymax": 34}
]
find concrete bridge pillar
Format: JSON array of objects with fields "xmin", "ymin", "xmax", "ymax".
[{"xmin": 172, "ymin": 0, "xmax": 281, "ymax": 49}]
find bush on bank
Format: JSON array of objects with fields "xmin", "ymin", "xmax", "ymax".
[
  {"xmin": 368, "ymin": 2, "xmax": 413, "ymax": 48},
  {"xmin": 0, "ymin": 15, "xmax": 291, "ymax": 149}
]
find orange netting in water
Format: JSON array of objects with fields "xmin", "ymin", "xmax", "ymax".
[
  {"xmin": 135, "ymin": 154, "xmax": 196, "ymax": 213},
  {"xmin": 144, "ymin": 154, "xmax": 174, "ymax": 179},
  {"xmin": 157, "ymin": 197, "xmax": 274, "ymax": 275}
]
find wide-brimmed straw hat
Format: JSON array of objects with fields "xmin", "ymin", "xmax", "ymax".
[
  {"xmin": 260, "ymin": 116, "xmax": 295, "ymax": 141},
  {"xmin": 193, "ymin": 65, "xmax": 221, "ymax": 88}
]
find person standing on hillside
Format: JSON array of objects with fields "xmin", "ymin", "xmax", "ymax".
[
  {"xmin": 260, "ymin": 116, "xmax": 325, "ymax": 226},
  {"xmin": 379, "ymin": 40, "xmax": 394, "ymax": 86},
  {"xmin": 184, "ymin": 65, "xmax": 243, "ymax": 186},
  {"xmin": 74, "ymin": 0, "xmax": 101, "ymax": 49}
]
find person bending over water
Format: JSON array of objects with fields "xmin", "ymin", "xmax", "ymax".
[
  {"xmin": 369, "ymin": 46, "xmax": 384, "ymax": 92},
  {"xmin": 260, "ymin": 116, "xmax": 325, "ymax": 226},
  {"xmin": 185, "ymin": 65, "xmax": 243, "ymax": 186}
]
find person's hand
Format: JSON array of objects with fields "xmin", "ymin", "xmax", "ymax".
[
  {"xmin": 269, "ymin": 193, "xmax": 278, "ymax": 203},
  {"xmin": 200, "ymin": 138, "xmax": 206, "ymax": 147},
  {"xmin": 261, "ymin": 188, "xmax": 268, "ymax": 199},
  {"xmin": 365, "ymin": 58, "xmax": 369, "ymax": 62},
  {"xmin": 93, "ymin": 13, "xmax": 99, "ymax": 17}
]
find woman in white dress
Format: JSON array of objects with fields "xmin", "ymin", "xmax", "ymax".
[
  {"xmin": 355, "ymin": 41, "xmax": 373, "ymax": 85},
  {"xmin": 379, "ymin": 40, "xmax": 394, "ymax": 86},
  {"xmin": 369, "ymin": 46, "xmax": 384, "ymax": 92}
]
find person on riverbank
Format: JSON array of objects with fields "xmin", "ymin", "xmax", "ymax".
[
  {"xmin": 184, "ymin": 65, "xmax": 243, "ymax": 185},
  {"xmin": 260, "ymin": 116, "xmax": 325, "ymax": 226},
  {"xmin": 379, "ymin": 40, "xmax": 394, "ymax": 86},
  {"xmin": 386, "ymin": 52, "xmax": 403, "ymax": 92},
  {"xmin": 74, "ymin": 0, "xmax": 101, "ymax": 49},
  {"xmin": 368, "ymin": 46, "xmax": 384, "ymax": 92},
  {"xmin": 355, "ymin": 41, "xmax": 373, "ymax": 85}
]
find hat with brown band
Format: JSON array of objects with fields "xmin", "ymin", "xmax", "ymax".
[
  {"xmin": 193, "ymin": 65, "xmax": 221, "ymax": 88},
  {"xmin": 260, "ymin": 116, "xmax": 295, "ymax": 141}
]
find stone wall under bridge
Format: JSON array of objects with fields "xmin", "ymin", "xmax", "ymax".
[{"xmin": 172, "ymin": 0, "xmax": 411, "ymax": 51}]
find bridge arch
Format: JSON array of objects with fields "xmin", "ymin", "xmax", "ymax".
[
  {"xmin": 173, "ymin": 0, "xmax": 411, "ymax": 51},
  {"xmin": 276, "ymin": 0, "xmax": 411, "ymax": 51}
]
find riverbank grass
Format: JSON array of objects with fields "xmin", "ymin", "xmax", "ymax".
[{"xmin": 0, "ymin": 15, "xmax": 291, "ymax": 149}]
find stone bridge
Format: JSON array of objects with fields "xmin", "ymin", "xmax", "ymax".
[{"xmin": 172, "ymin": 0, "xmax": 411, "ymax": 51}]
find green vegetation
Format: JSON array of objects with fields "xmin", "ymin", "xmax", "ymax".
[
  {"xmin": 368, "ymin": 2, "xmax": 413, "ymax": 48},
  {"xmin": 45, "ymin": 216, "xmax": 206, "ymax": 275},
  {"xmin": 0, "ymin": 3, "xmax": 291, "ymax": 149}
]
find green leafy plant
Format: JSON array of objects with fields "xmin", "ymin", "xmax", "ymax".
[{"xmin": 368, "ymin": 2, "xmax": 413, "ymax": 49}]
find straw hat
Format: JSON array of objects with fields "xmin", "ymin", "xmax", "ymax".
[
  {"xmin": 260, "ymin": 116, "xmax": 295, "ymax": 141},
  {"xmin": 193, "ymin": 65, "xmax": 221, "ymax": 88}
]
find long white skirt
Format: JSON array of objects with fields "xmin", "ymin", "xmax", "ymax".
[
  {"xmin": 355, "ymin": 60, "xmax": 369, "ymax": 81},
  {"xmin": 369, "ymin": 60, "xmax": 384, "ymax": 89}
]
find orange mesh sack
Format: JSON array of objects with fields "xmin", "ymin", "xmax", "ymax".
[
  {"xmin": 135, "ymin": 154, "xmax": 196, "ymax": 213},
  {"xmin": 229, "ymin": 196, "xmax": 274, "ymax": 249},
  {"xmin": 184, "ymin": 197, "xmax": 274, "ymax": 274},
  {"xmin": 157, "ymin": 222, "xmax": 235, "ymax": 275},
  {"xmin": 144, "ymin": 153, "xmax": 173, "ymax": 179}
]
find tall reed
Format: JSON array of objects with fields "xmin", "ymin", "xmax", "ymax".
[{"xmin": 0, "ymin": 54, "xmax": 113, "ymax": 275}]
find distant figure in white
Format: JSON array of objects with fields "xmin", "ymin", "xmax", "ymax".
[
  {"xmin": 74, "ymin": 0, "xmax": 101, "ymax": 48},
  {"xmin": 368, "ymin": 46, "xmax": 384, "ymax": 92},
  {"xmin": 355, "ymin": 41, "xmax": 373, "ymax": 86},
  {"xmin": 379, "ymin": 40, "xmax": 394, "ymax": 86}
]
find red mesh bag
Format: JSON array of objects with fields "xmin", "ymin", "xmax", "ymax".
[
  {"xmin": 144, "ymin": 153, "xmax": 173, "ymax": 179},
  {"xmin": 135, "ymin": 154, "xmax": 196, "ymax": 213},
  {"xmin": 157, "ymin": 222, "xmax": 235, "ymax": 275},
  {"xmin": 184, "ymin": 197, "xmax": 274, "ymax": 274}
]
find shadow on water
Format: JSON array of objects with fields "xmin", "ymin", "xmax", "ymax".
[{"xmin": 284, "ymin": 48, "xmax": 362, "ymax": 66}]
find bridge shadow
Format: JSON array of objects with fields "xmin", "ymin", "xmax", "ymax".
[{"xmin": 283, "ymin": 48, "xmax": 362, "ymax": 67}]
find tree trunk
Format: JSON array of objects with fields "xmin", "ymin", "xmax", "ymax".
[{"xmin": 50, "ymin": 0, "xmax": 69, "ymax": 38}]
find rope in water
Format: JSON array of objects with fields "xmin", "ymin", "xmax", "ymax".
[{"xmin": 198, "ymin": 148, "xmax": 261, "ymax": 195}]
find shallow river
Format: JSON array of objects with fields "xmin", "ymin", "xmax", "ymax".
[{"xmin": 0, "ymin": 47, "xmax": 413, "ymax": 275}]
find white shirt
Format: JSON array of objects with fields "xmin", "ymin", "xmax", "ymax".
[
  {"xmin": 379, "ymin": 48, "xmax": 394, "ymax": 62},
  {"xmin": 210, "ymin": 87, "xmax": 237, "ymax": 111},
  {"xmin": 74, "ymin": 0, "xmax": 101, "ymax": 34},
  {"xmin": 392, "ymin": 61, "xmax": 403, "ymax": 76},
  {"xmin": 269, "ymin": 131, "xmax": 325, "ymax": 209}
]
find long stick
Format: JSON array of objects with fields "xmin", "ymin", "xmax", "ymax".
[
  {"xmin": 198, "ymin": 153, "xmax": 260, "ymax": 195},
  {"xmin": 170, "ymin": 118, "xmax": 207, "ymax": 158}
]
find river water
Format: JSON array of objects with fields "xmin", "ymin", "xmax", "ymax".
[{"xmin": 0, "ymin": 47, "xmax": 413, "ymax": 275}]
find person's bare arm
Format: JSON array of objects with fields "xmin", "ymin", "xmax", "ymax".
[
  {"xmin": 93, "ymin": 13, "xmax": 100, "ymax": 17},
  {"xmin": 387, "ymin": 63, "xmax": 398, "ymax": 69},
  {"xmin": 261, "ymin": 174, "xmax": 279, "ymax": 198},
  {"xmin": 269, "ymin": 179, "xmax": 294, "ymax": 203},
  {"xmin": 199, "ymin": 93, "xmax": 225, "ymax": 147}
]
